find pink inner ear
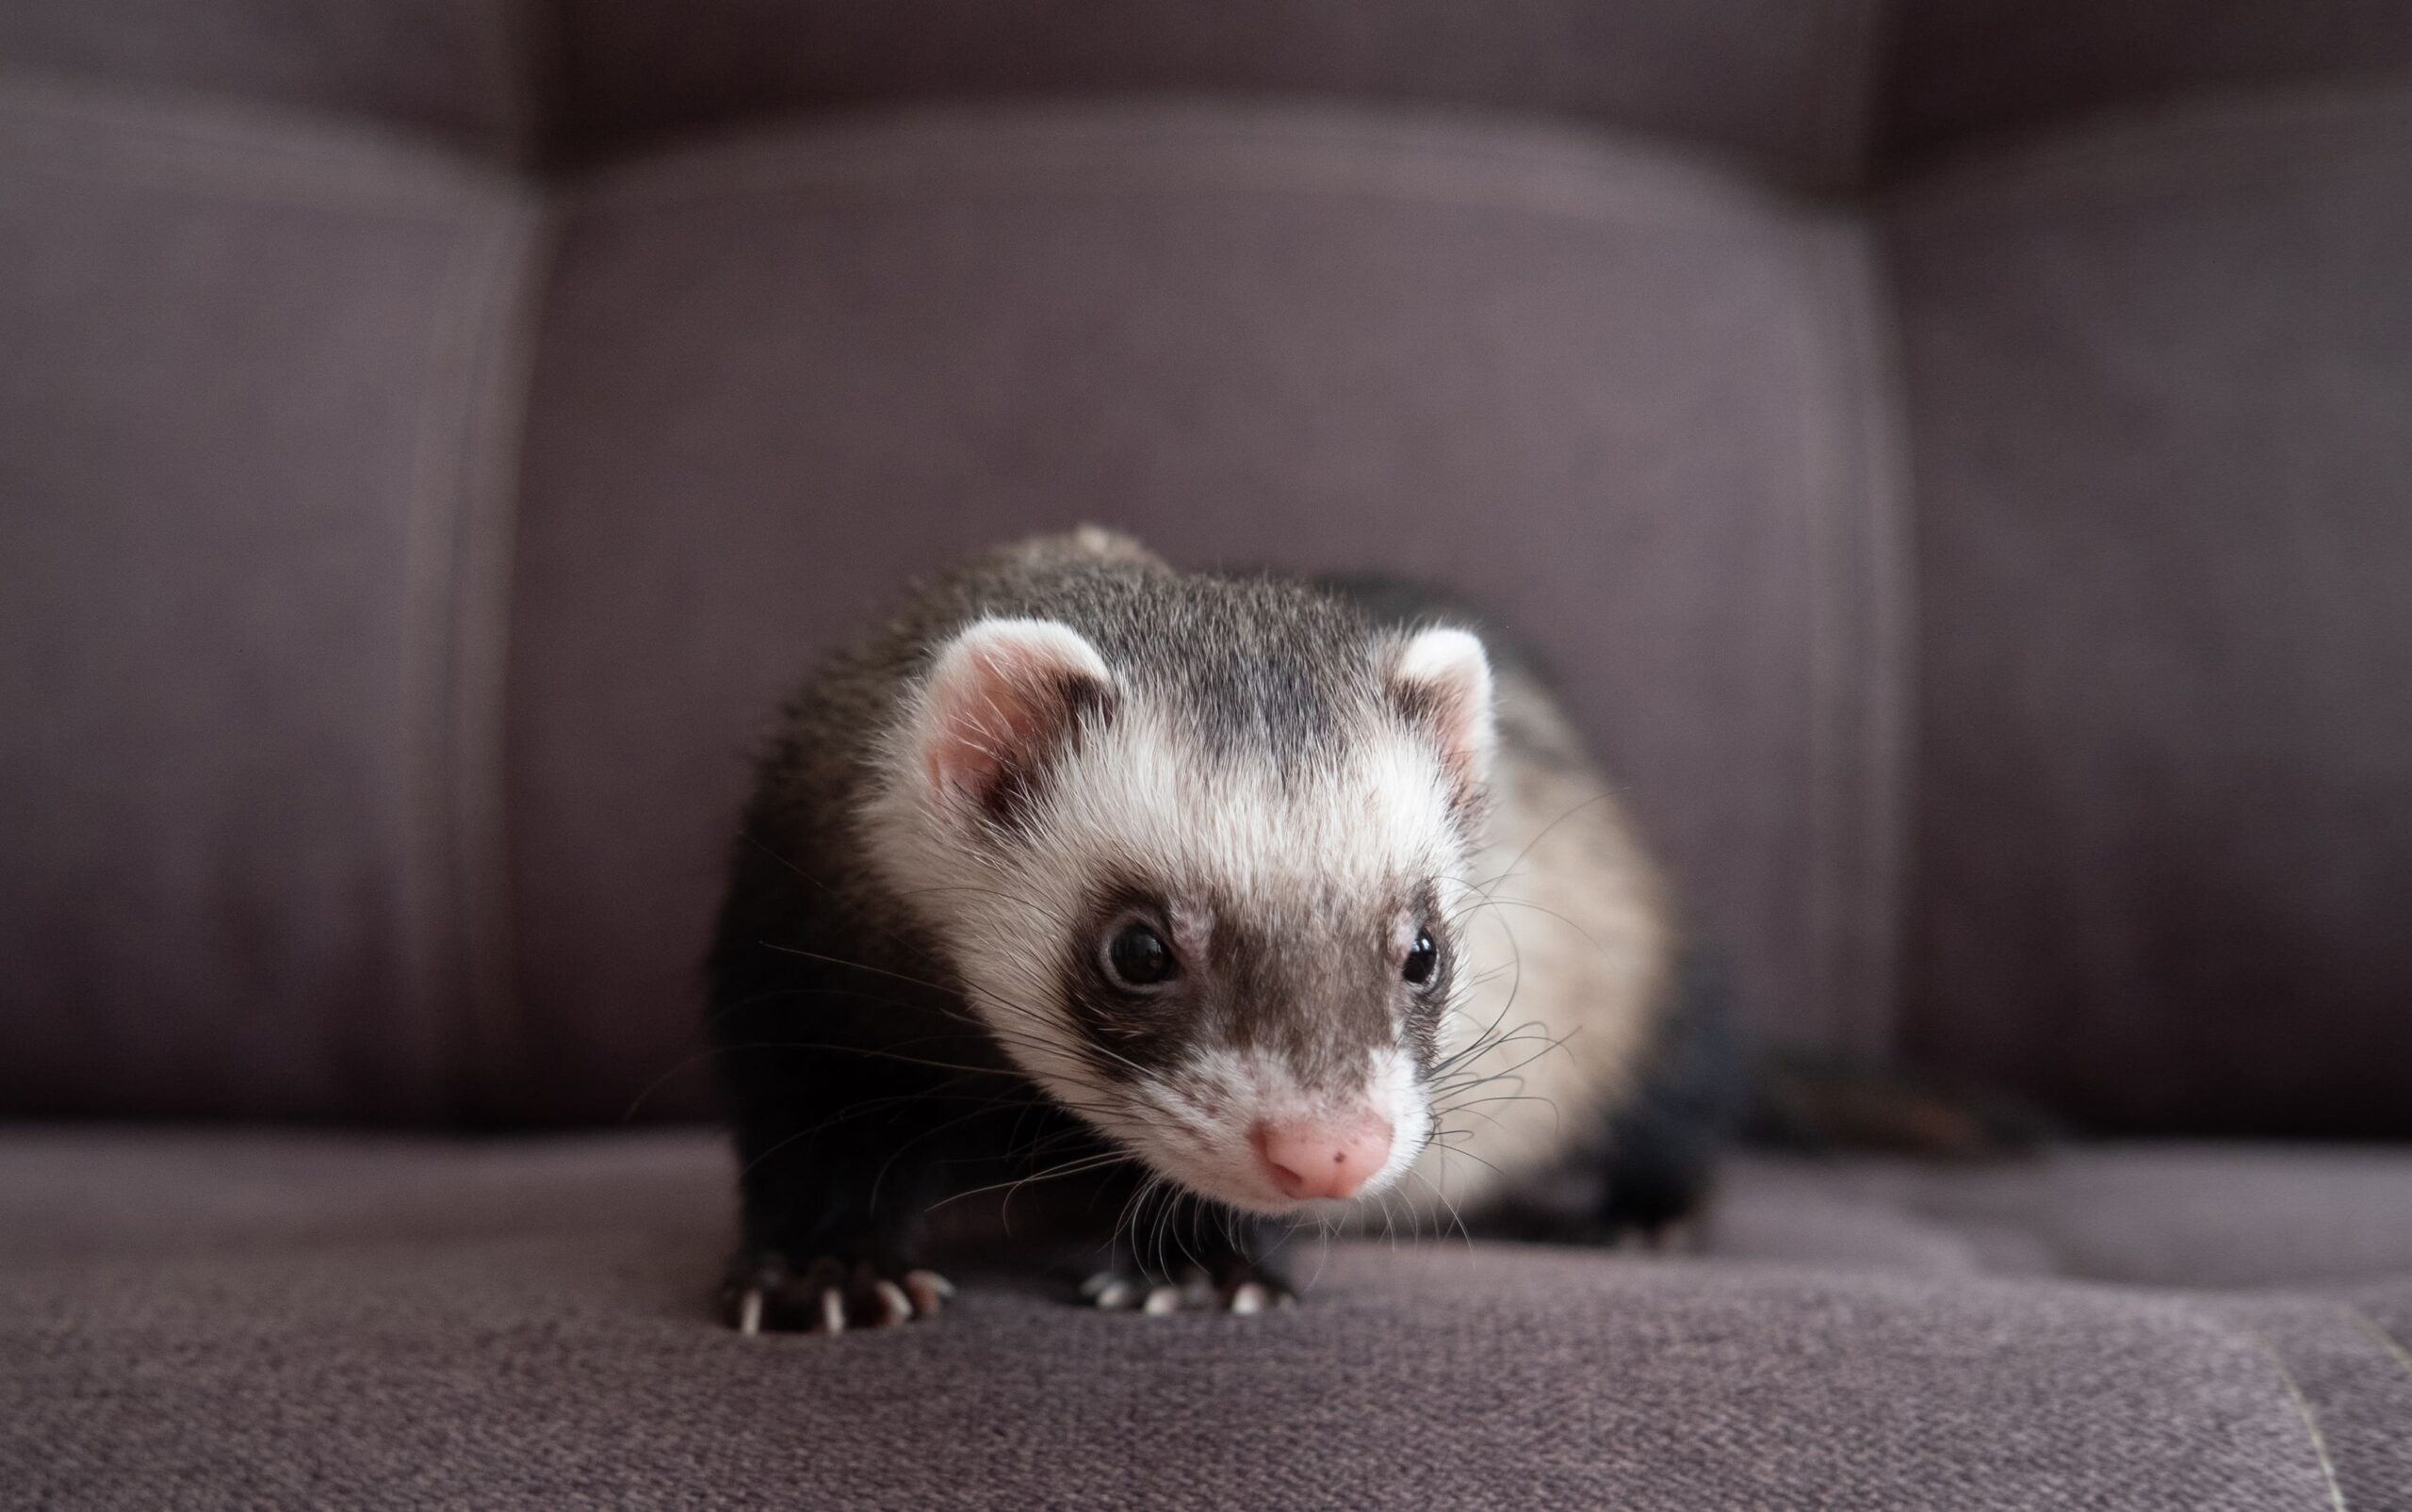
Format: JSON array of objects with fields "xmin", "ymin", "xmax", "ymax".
[
  {"xmin": 920, "ymin": 621, "xmax": 1110, "ymax": 811},
  {"xmin": 922, "ymin": 666, "xmax": 1058, "ymax": 794},
  {"xmin": 1390, "ymin": 627, "xmax": 1496, "ymax": 791}
]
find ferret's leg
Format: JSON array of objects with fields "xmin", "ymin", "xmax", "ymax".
[
  {"xmin": 707, "ymin": 915, "xmax": 981, "ymax": 1334},
  {"xmin": 718, "ymin": 1075, "xmax": 960, "ymax": 1334},
  {"xmin": 1079, "ymin": 1179, "xmax": 1296, "ymax": 1314}
]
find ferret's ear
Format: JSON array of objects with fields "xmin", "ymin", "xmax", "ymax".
[
  {"xmin": 1387, "ymin": 626, "xmax": 1495, "ymax": 791},
  {"xmin": 913, "ymin": 618, "xmax": 1114, "ymax": 824}
]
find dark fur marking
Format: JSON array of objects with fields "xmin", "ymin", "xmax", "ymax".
[
  {"xmin": 977, "ymin": 673, "xmax": 1114, "ymax": 835},
  {"xmin": 1054, "ymin": 866, "xmax": 1440, "ymax": 1097},
  {"xmin": 1057, "ymin": 875, "xmax": 1193, "ymax": 1082},
  {"xmin": 1201, "ymin": 890, "xmax": 1414, "ymax": 1093}
]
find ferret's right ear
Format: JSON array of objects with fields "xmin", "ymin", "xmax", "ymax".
[
  {"xmin": 1386, "ymin": 626, "xmax": 1495, "ymax": 795},
  {"xmin": 910, "ymin": 618, "xmax": 1113, "ymax": 825}
]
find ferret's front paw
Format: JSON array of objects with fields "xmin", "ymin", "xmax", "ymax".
[
  {"xmin": 1079, "ymin": 1264, "xmax": 1296, "ymax": 1316},
  {"xmin": 721, "ymin": 1251, "xmax": 954, "ymax": 1335}
]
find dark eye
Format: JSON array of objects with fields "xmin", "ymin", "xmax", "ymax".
[
  {"xmin": 1402, "ymin": 929, "xmax": 1440, "ymax": 986},
  {"xmin": 1105, "ymin": 923, "xmax": 1178, "ymax": 987}
]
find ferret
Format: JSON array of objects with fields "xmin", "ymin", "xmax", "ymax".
[{"xmin": 708, "ymin": 528, "xmax": 1738, "ymax": 1333}]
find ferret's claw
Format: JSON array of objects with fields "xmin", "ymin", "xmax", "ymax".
[
  {"xmin": 720, "ymin": 1250, "xmax": 950, "ymax": 1334},
  {"xmin": 1081, "ymin": 1265, "xmax": 1296, "ymax": 1314},
  {"xmin": 873, "ymin": 1279, "xmax": 914, "ymax": 1326},
  {"xmin": 1230, "ymin": 1276, "xmax": 1298, "ymax": 1312},
  {"xmin": 903, "ymin": 1269, "xmax": 954, "ymax": 1315}
]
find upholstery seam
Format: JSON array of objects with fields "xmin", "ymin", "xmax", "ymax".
[
  {"xmin": 1792, "ymin": 220, "xmax": 1853, "ymax": 1053},
  {"xmin": 0, "ymin": 72, "xmax": 509, "ymax": 211},
  {"xmin": 1812, "ymin": 0, "xmax": 1892, "ymax": 189},
  {"xmin": 2336, "ymin": 1303, "xmax": 2412, "ymax": 1385},
  {"xmin": 492, "ymin": 0, "xmax": 549, "ymax": 169},
  {"xmin": 1849, "ymin": 222, "xmax": 1918, "ymax": 1065},
  {"xmin": 440, "ymin": 194, "xmax": 558, "ymax": 1126},
  {"xmin": 1884, "ymin": 75, "xmax": 2412, "ymax": 219},
  {"xmin": 2219, "ymin": 1312, "xmax": 2351, "ymax": 1512},
  {"xmin": 382, "ymin": 169, "xmax": 549, "ymax": 1121},
  {"xmin": 1789, "ymin": 219, "xmax": 1910, "ymax": 1055},
  {"xmin": 0, "ymin": 83, "xmax": 1803, "ymax": 236},
  {"xmin": 571, "ymin": 104, "xmax": 1801, "ymax": 232},
  {"xmin": 397, "ymin": 204, "xmax": 526, "ymax": 1119},
  {"xmin": 1847, "ymin": 0, "xmax": 1906, "ymax": 186}
]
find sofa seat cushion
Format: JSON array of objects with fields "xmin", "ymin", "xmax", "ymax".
[{"xmin": 6, "ymin": 1131, "xmax": 2407, "ymax": 1509}]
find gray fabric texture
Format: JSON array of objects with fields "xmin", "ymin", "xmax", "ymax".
[
  {"xmin": 1887, "ymin": 89, "xmax": 2412, "ymax": 1136},
  {"xmin": 2215, "ymin": 1293, "xmax": 2412, "ymax": 1512},
  {"xmin": 7, "ymin": 1132, "xmax": 2410, "ymax": 1511},
  {"xmin": 0, "ymin": 83, "xmax": 540, "ymax": 1122}
]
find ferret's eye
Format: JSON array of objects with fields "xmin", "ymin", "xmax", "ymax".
[
  {"xmin": 1402, "ymin": 929, "xmax": 1440, "ymax": 986},
  {"xmin": 1105, "ymin": 923, "xmax": 1178, "ymax": 987}
]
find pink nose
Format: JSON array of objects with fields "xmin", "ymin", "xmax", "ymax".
[{"xmin": 1251, "ymin": 1113, "xmax": 1394, "ymax": 1201}]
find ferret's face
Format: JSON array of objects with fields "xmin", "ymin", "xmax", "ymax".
[{"xmin": 867, "ymin": 614, "xmax": 1494, "ymax": 1215}]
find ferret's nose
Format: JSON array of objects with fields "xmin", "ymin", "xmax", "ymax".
[{"xmin": 1251, "ymin": 1113, "xmax": 1393, "ymax": 1201}]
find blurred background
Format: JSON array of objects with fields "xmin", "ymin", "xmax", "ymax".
[{"xmin": 4, "ymin": 1, "xmax": 2407, "ymax": 1144}]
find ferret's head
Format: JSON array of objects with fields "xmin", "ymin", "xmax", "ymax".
[{"xmin": 864, "ymin": 583, "xmax": 1494, "ymax": 1215}]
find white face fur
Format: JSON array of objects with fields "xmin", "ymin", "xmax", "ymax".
[{"xmin": 858, "ymin": 615, "xmax": 1495, "ymax": 1215}]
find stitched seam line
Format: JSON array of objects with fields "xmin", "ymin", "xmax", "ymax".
[
  {"xmin": 1813, "ymin": 0, "xmax": 1892, "ymax": 189},
  {"xmin": 0, "ymin": 73, "xmax": 505, "ymax": 211},
  {"xmin": 1848, "ymin": 225, "xmax": 1916, "ymax": 1064},
  {"xmin": 1844, "ymin": 220, "xmax": 1912, "ymax": 1057},
  {"xmin": 441, "ymin": 195, "xmax": 554, "ymax": 1125},
  {"xmin": 492, "ymin": 0, "xmax": 547, "ymax": 168},
  {"xmin": 2337, "ymin": 1302, "xmax": 2412, "ymax": 1385},
  {"xmin": 1790, "ymin": 219, "xmax": 1908, "ymax": 1055},
  {"xmin": 2229, "ymin": 1320, "xmax": 2351, "ymax": 1512},
  {"xmin": 1887, "ymin": 75, "xmax": 2412, "ymax": 219},
  {"xmin": 398, "ymin": 211, "xmax": 522, "ymax": 1117},
  {"xmin": 575, "ymin": 105, "xmax": 1798, "ymax": 231},
  {"xmin": 1793, "ymin": 221, "xmax": 1852, "ymax": 1053}
]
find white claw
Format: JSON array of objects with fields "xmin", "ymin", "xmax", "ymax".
[
  {"xmin": 906, "ymin": 1269, "xmax": 957, "ymax": 1300},
  {"xmin": 1142, "ymin": 1286, "xmax": 1182, "ymax": 1316},
  {"xmin": 1229, "ymin": 1282, "xmax": 1269, "ymax": 1315},
  {"xmin": 1092, "ymin": 1279, "xmax": 1136, "ymax": 1310},
  {"xmin": 1079, "ymin": 1273, "xmax": 1115, "ymax": 1301},
  {"xmin": 819, "ymin": 1287, "xmax": 847, "ymax": 1335},
  {"xmin": 738, "ymin": 1289, "xmax": 764, "ymax": 1336},
  {"xmin": 874, "ymin": 1279, "xmax": 914, "ymax": 1325},
  {"xmin": 903, "ymin": 1270, "xmax": 953, "ymax": 1314}
]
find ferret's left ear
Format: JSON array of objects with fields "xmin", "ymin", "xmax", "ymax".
[{"xmin": 1387, "ymin": 626, "xmax": 1495, "ymax": 791}]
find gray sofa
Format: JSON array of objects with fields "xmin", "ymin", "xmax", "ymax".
[{"xmin": 5, "ymin": 3, "xmax": 2409, "ymax": 1506}]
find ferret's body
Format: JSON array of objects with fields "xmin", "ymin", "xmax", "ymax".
[{"xmin": 709, "ymin": 531, "xmax": 1731, "ymax": 1330}]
